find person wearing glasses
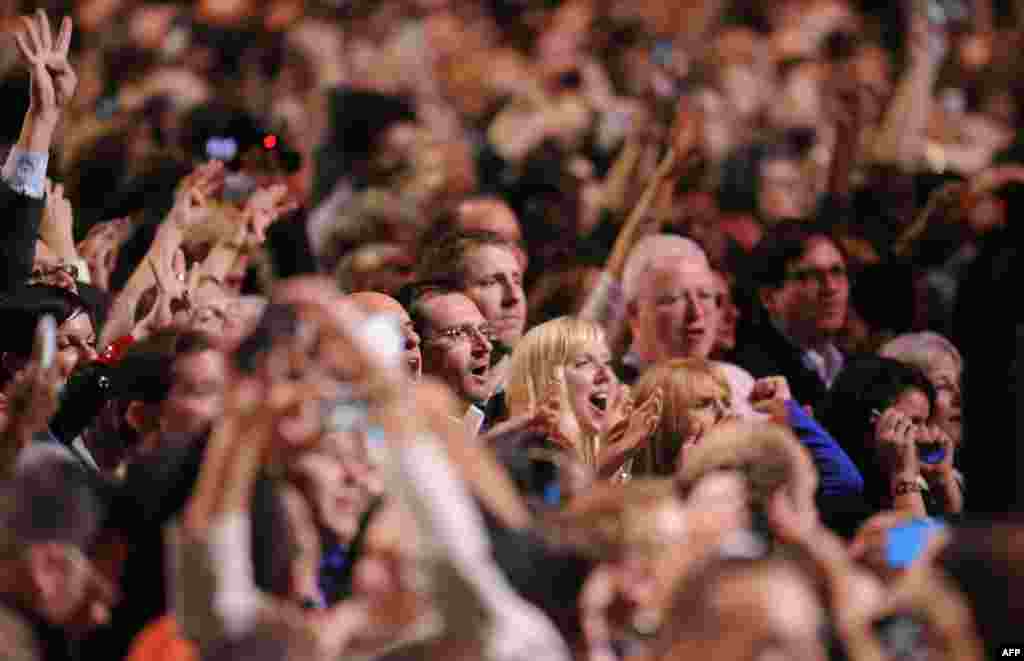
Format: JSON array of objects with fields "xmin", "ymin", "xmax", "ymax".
[
  {"xmin": 734, "ymin": 222, "xmax": 852, "ymax": 411},
  {"xmin": 617, "ymin": 235, "xmax": 722, "ymax": 385},
  {"xmin": 416, "ymin": 230, "xmax": 528, "ymax": 424},
  {"xmin": 407, "ymin": 284, "xmax": 495, "ymax": 424}
]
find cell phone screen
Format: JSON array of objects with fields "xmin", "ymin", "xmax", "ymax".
[{"xmin": 885, "ymin": 518, "xmax": 944, "ymax": 569}]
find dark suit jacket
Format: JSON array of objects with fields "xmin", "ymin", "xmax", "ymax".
[
  {"xmin": 0, "ymin": 180, "xmax": 44, "ymax": 292},
  {"xmin": 731, "ymin": 315, "xmax": 833, "ymax": 413}
]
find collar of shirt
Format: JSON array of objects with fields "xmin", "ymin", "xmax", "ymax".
[
  {"xmin": 770, "ymin": 317, "xmax": 844, "ymax": 387},
  {"xmin": 803, "ymin": 344, "xmax": 844, "ymax": 388}
]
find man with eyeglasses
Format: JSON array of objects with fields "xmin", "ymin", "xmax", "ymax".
[
  {"xmin": 734, "ymin": 222, "xmax": 852, "ymax": 410},
  {"xmin": 407, "ymin": 284, "xmax": 495, "ymax": 424},
  {"xmin": 618, "ymin": 235, "xmax": 722, "ymax": 384}
]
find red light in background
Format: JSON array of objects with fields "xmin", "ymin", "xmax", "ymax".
[{"xmin": 263, "ymin": 134, "xmax": 278, "ymax": 149}]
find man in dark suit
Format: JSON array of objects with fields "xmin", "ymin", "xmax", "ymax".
[{"xmin": 732, "ymin": 222, "xmax": 851, "ymax": 411}]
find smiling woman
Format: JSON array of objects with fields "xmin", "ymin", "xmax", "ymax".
[
  {"xmin": 505, "ymin": 317, "xmax": 620, "ymax": 467},
  {"xmin": 0, "ymin": 284, "xmax": 101, "ymax": 393}
]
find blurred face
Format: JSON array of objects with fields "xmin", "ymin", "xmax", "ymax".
[
  {"xmin": 420, "ymin": 293, "xmax": 494, "ymax": 406},
  {"xmin": 293, "ymin": 447, "xmax": 373, "ymax": 543},
  {"xmin": 56, "ymin": 313, "xmax": 98, "ymax": 383},
  {"xmin": 720, "ymin": 64, "xmax": 768, "ymax": 120},
  {"xmin": 563, "ymin": 336, "xmax": 618, "ymax": 436},
  {"xmin": 758, "ymin": 158, "xmax": 813, "ymax": 222},
  {"xmin": 764, "ymin": 236, "xmax": 849, "ymax": 344},
  {"xmin": 697, "ymin": 569, "xmax": 827, "ymax": 661},
  {"xmin": 160, "ymin": 349, "xmax": 227, "ymax": 436},
  {"xmin": 34, "ymin": 544, "xmax": 119, "ymax": 636},
  {"xmin": 620, "ymin": 498, "xmax": 689, "ymax": 612},
  {"xmin": 927, "ymin": 354, "xmax": 962, "ymax": 446},
  {"xmin": 460, "ymin": 245, "xmax": 526, "ymax": 349},
  {"xmin": 712, "ymin": 271, "xmax": 738, "ymax": 355},
  {"xmin": 632, "ymin": 261, "xmax": 719, "ymax": 362},
  {"xmin": 696, "ymin": 88, "xmax": 739, "ymax": 163},
  {"xmin": 773, "ymin": 62, "xmax": 826, "ymax": 128}
]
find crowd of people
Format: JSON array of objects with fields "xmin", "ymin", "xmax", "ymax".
[{"xmin": 0, "ymin": 0, "xmax": 1021, "ymax": 660}]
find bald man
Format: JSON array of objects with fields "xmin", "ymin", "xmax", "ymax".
[{"xmin": 346, "ymin": 291, "xmax": 422, "ymax": 380}]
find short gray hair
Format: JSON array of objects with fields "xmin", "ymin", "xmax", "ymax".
[
  {"xmin": 622, "ymin": 235, "xmax": 711, "ymax": 304},
  {"xmin": 878, "ymin": 332, "xmax": 962, "ymax": 376}
]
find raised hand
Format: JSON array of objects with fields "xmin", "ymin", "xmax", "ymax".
[
  {"xmin": 78, "ymin": 218, "xmax": 132, "ymax": 292},
  {"xmin": 13, "ymin": 11, "xmax": 76, "ymax": 121},
  {"xmin": 132, "ymin": 252, "xmax": 189, "ymax": 339},
  {"xmin": 749, "ymin": 376, "xmax": 793, "ymax": 422},
  {"xmin": 41, "ymin": 179, "xmax": 76, "ymax": 256},
  {"xmin": 242, "ymin": 183, "xmax": 298, "ymax": 244},
  {"xmin": 2, "ymin": 317, "xmax": 64, "ymax": 475},
  {"xmin": 597, "ymin": 387, "xmax": 662, "ymax": 479},
  {"xmin": 169, "ymin": 160, "xmax": 226, "ymax": 233},
  {"xmin": 533, "ymin": 376, "xmax": 579, "ymax": 454}
]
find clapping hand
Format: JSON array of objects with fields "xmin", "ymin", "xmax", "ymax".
[
  {"xmin": 243, "ymin": 183, "xmax": 298, "ymax": 244},
  {"xmin": 597, "ymin": 387, "xmax": 662, "ymax": 479}
]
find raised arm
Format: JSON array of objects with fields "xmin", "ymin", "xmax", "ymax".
[
  {"xmin": 579, "ymin": 99, "xmax": 701, "ymax": 338},
  {"xmin": 1, "ymin": 11, "xmax": 76, "ymax": 291},
  {"xmin": 100, "ymin": 161, "xmax": 225, "ymax": 345},
  {"xmin": 868, "ymin": 8, "xmax": 946, "ymax": 170}
]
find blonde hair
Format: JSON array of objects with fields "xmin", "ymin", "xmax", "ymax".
[
  {"xmin": 507, "ymin": 317, "xmax": 608, "ymax": 414},
  {"xmin": 879, "ymin": 332, "xmax": 962, "ymax": 377},
  {"xmin": 505, "ymin": 317, "xmax": 609, "ymax": 463},
  {"xmin": 677, "ymin": 420, "xmax": 809, "ymax": 508},
  {"xmin": 632, "ymin": 358, "xmax": 732, "ymax": 476}
]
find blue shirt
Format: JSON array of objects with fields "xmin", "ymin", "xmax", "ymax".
[{"xmin": 785, "ymin": 399, "xmax": 864, "ymax": 498}]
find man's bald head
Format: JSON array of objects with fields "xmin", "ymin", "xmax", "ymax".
[{"xmin": 345, "ymin": 291, "xmax": 422, "ymax": 380}]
